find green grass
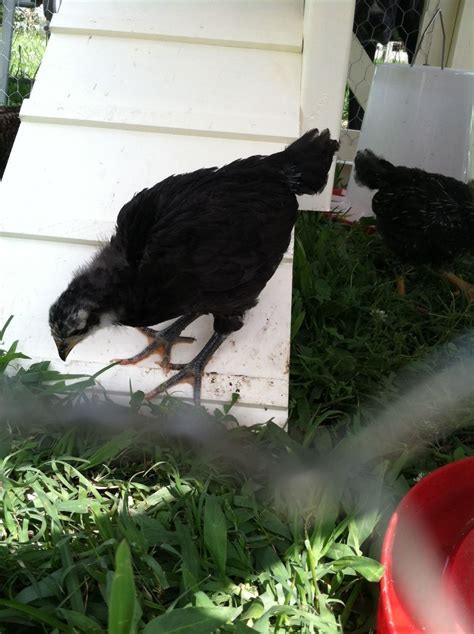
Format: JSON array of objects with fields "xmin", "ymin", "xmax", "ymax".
[
  {"xmin": 341, "ymin": 87, "xmax": 349, "ymax": 128},
  {"xmin": 1, "ymin": 214, "xmax": 474, "ymax": 633},
  {"xmin": 290, "ymin": 213, "xmax": 474, "ymax": 429},
  {"xmin": 2, "ymin": 9, "xmax": 47, "ymax": 104}
]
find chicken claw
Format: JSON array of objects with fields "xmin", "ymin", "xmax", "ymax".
[
  {"xmin": 442, "ymin": 272, "xmax": 474, "ymax": 302},
  {"xmin": 112, "ymin": 314, "xmax": 199, "ymax": 368},
  {"xmin": 145, "ymin": 332, "xmax": 226, "ymax": 405}
]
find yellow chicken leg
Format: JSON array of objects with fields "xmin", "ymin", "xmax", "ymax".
[
  {"xmin": 442, "ymin": 272, "xmax": 474, "ymax": 302},
  {"xmin": 396, "ymin": 275, "xmax": 406, "ymax": 297}
]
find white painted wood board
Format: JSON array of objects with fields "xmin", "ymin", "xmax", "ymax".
[
  {"xmin": 449, "ymin": 0, "xmax": 473, "ymax": 71},
  {"xmin": 347, "ymin": 34, "xmax": 375, "ymax": 111},
  {"xmin": 0, "ymin": 237, "xmax": 290, "ymax": 426},
  {"xmin": 0, "ymin": 123, "xmax": 291, "ymax": 242},
  {"xmin": 27, "ymin": 34, "xmax": 301, "ymax": 141},
  {"xmin": 52, "ymin": 0, "xmax": 305, "ymax": 52},
  {"xmin": 299, "ymin": 0, "xmax": 355, "ymax": 211},
  {"xmin": 449, "ymin": 0, "xmax": 474, "ymax": 181}
]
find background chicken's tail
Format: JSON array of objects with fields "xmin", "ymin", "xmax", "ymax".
[
  {"xmin": 271, "ymin": 128, "xmax": 339, "ymax": 196},
  {"xmin": 354, "ymin": 149, "xmax": 397, "ymax": 190}
]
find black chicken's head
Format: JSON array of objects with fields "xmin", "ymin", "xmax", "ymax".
[
  {"xmin": 49, "ymin": 269, "xmax": 121, "ymax": 361},
  {"xmin": 354, "ymin": 0, "xmax": 396, "ymax": 47}
]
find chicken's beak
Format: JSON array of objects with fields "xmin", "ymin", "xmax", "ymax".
[{"xmin": 54, "ymin": 337, "xmax": 81, "ymax": 362}]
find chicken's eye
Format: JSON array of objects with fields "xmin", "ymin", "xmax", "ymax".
[{"xmin": 69, "ymin": 328, "xmax": 86, "ymax": 337}]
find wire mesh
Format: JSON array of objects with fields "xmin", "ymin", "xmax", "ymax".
[
  {"xmin": 0, "ymin": 1, "xmax": 48, "ymax": 178},
  {"xmin": 341, "ymin": 0, "xmax": 444, "ymax": 156},
  {"xmin": 1, "ymin": 1, "xmax": 48, "ymax": 105}
]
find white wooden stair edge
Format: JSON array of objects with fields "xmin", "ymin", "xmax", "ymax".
[
  {"xmin": 51, "ymin": 0, "xmax": 304, "ymax": 52},
  {"xmin": 0, "ymin": 123, "xmax": 294, "ymax": 245},
  {"xmin": 23, "ymin": 33, "xmax": 301, "ymax": 140},
  {"xmin": 19, "ymin": 101, "xmax": 299, "ymax": 143}
]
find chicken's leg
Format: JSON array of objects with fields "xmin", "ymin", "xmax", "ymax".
[
  {"xmin": 113, "ymin": 313, "xmax": 200, "ymax": 368},
  {"xmin": 145, "ymin": 331, "xmax": 227, "ymax": 406},
  {"xmin": 442, "ymin": 272, "xmax": 474, "ymax": 301},
  {"xmin": 396, "ymin": 275, "xmax": 406, "ymax": 296}
]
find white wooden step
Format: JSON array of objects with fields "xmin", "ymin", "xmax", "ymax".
[
  {"xmin": 25, "ymin": 34, "xmax": 300, "ymax": 140},
  {"xmin": 0, "ymin": 123, "xmax": 292, "ymax": 244},
  {"xmin": 0, "ymin": 236, "xmax": 291, "ymax": 426},
  {"xmin": 52, "ymin": 0, "xmax": 304, "ymax": 52}
]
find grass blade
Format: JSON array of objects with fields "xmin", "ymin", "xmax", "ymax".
[
  {"xmin": 204, "ymin": 494, "xmax": 227, "ymax": 577},
  {"xmin": 57, "ymin": 608, "xmax": 105, "ymax": 634},
  {"xmin": 0, "ymin": 315, "xmax": 14, "ymax": 341},
  {"xmin": 331, "ymin": 556, "xmax": 384, "ymax": 582},
  {"xmin": 143, "ymin": 607, "xmax": 238, "ymax": 634},
  {"xmin": 108, "ymin": 540, "xmax": 138, "ymax": 634},
  {"xmin": 59, "ymin": 539, "xmax": 84, "ymax": 613},
  {"xmin": 0, "ymin": 599, "xmax": 67, "ymax": 630}
]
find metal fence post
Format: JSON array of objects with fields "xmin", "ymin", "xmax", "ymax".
[{"xmin": 1, "ymin": 0, "xmax": 17, "ymax": 105}]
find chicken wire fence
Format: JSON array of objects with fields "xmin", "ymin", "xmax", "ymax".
[
  {"xmin": 342, "ymin": 0, "xmax": 445, "ymax": 151},
  {"xmin": 0, "ymin": 0, "xmax": 54, "ymax": 106}
]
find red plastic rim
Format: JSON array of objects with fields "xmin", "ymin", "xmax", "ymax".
[{"xmin": 378, "ymin": 457, "xmax": 474, "ymax": 633}]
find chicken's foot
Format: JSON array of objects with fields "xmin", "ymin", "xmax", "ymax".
[
  {"xmin": 113, "ymin": 313, "xmax": 200, "ymax": 367},
  {"xmin": 442, "ymin": 272, "xmax": 474, "ymax": 302},
  {"xmin": 145, "ymin": 331, "xmax": 227, "ymax": 406},
  {"xmin": 396, "ymin": 275, "xmax": 406, "ymax": 296}
]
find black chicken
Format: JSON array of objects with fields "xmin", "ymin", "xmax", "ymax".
[
  {"xmin": 354, "ymin": 149, "xmax": 474, "ymax": 297},
  {"xmin": 49, "ymin": 129, "xmax": 339, "ymax": 404},
  {"xmin": 0, "ymin": 106, "xmax": 20, "ymax": 180}
]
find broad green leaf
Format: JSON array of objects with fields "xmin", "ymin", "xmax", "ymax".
[
  {"xmin": 221, "ymin": 624, "xmax": 260, "ymax": 634},
  {"xmin": 84, "ymin": 430, "xmax": 137, "ymax": 469},
  {"xmin": 193, "ymin": 591, "xmax": 215, "ymax": 608},
  {"xmin": 254, "ymin": 547, "xmax": 289, "ymax": 584},
  {"xmin": 203, "ymin": 495, "xmax": 227, "ymax": 577},
  {"xmin": 0, "ymin": 338, "xmax": 30, "ymax": 371},
  {"xmin": 175, "ymin": 519, "xmax": 201, "ymax": 590},
  {"xmin": 330, "ymin": 556, "xmax": 384, "ymax": 582},
  {"xmin": 143, "ymin": 607, "xmax": 238, "ymax": 634},
  {"xmin": 291, "ymin": 310, "xmax": 305, "ymax": 340},
  {"xmin": 0, "ymin": 600, "xmax": 67, "ymax": 630},
  {"xmin": 142, "ymin": 553, "xmax": 169, "ymax": 591},
  {"xmin": 14, "ymin": 569, "xmax": 63, "ymax": 604},
  {"xmin": 108, "ymin": 540, "xmax": 138, "ymax": 634},
  {"xmin": 56, "ymin": 499, "xmax": 101, "ymax": 514},
  {"xmin": 57, "ymin": 608, "xmax": 104, "ymax": 634},
  {"xmin": 240, "ymin": 601, "xmax": 265, "ymax": 622},
  {"xmin": 231, "ymin": 624, "xmax": 260, "ymax": 634},
  {"xmin": 259, "ymin": 510, "xmax": 292, "ymax": 541},
  {"xmin": 59, "ymin": 539, "xmax": 84, "ymax": 614}
]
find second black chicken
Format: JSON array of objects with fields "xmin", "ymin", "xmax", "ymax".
[
  {"xmin": 49, "ymin": 129, "xmax": 339, "ymax": 404},
  {"xmin": 354, "ymin": 149, "xmax": 474, "ymax": 298}
]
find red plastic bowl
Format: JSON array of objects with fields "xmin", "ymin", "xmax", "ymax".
[{"xmin": 378, "ymin": 457, "xmax": 474, "ymax": 633}]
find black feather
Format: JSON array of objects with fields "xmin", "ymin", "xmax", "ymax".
[
  {"xmin": 0, "ymin": 106, "xmax": 20, "ymax": 180},
  {"xmin": 50, "ymin": 128, "xmax": 338, "ymax": 341},
  {"xmin": 354, "ymin": 150, "xmax": 474, "ymax": 267}
]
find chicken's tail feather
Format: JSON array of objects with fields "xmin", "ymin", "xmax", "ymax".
[
  {"xmin": 354, "ymin": 149, "xmax": 397, "ymax": 190},
  {"xmin": 274, "ymin": 128, "xmax": 339, "ymax": 196}
]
